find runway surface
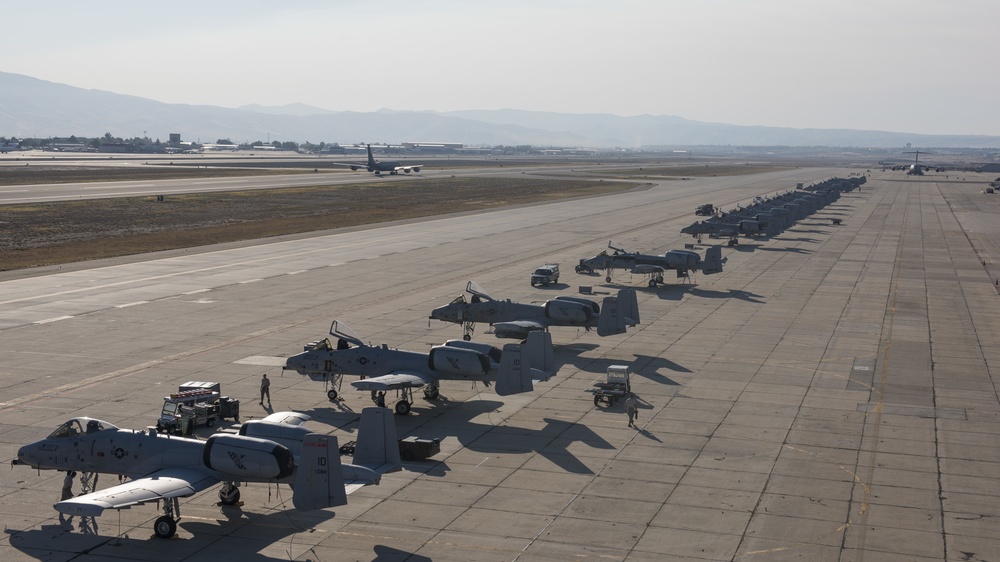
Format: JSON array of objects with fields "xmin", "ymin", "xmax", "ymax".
[{"xmin": 1, "ymin": 167, "xmax": 998, "ymax": 561}]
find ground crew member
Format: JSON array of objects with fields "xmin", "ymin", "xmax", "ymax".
[
  {"xmin": 61, "ymin": 471, "xmax": 76, "ymax": 501},
  {"xmin": 260, "ymin": 373, "xmax": 271, "ymax": 406},
  {"xmin": 625, "ymin": 394, "xmax": 638, "ymax": 427}
]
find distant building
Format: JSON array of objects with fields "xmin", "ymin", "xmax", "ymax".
[
  {"xmin": 401, "ymin": 142, "xmax": 464, "ymax": 153},
  {"xmin": 98, "ymin": 143, "xmax": 134, "ymax": 153}
]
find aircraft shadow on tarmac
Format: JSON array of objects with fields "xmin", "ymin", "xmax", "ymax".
[
  {"xmin": 683, "ymin": 287, "xmax": 766, "ymax": 304},
  {"xmin": 756, "ymin": 246, "xmax": 813, "ymax": 254},
  {"xmin": 629, "ymin": 354, "xmax": 690, "ymax": 379},
  {"xmin": 7, "ymin": 504, "xmax": 342, "ymax": 560},
  {"xmin": 406, "ymin": 399, "xmax": 615, "ymax": 475}
]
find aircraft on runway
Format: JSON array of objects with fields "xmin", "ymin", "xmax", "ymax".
[
  {"xmin": 12, "ymin": 408, "xmax": 400, "ymax": 539},
  {"xmin": 429, "ymin": 280, "xmax": 640, "ymax": 341},
  {"xmin": 576, "ymin": 241, "xmax": 724, "ymax": 287},
  {"xmin": 349, "ymin": 144, "xmax": 422, "ymax": 175},
  {"xmin": 283, "ymin": 320, "xmax": 555, "ymax": 414},
  {"xmin": 904, "ymin": 150, "xmax": 932, "ymax": 175}
]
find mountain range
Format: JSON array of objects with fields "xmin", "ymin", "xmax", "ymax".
[{"xmin": 2, "ymin": 71, "xmax": 998, "ymax": 149}]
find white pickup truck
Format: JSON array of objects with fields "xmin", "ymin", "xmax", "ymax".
[{"xmin": 530, "ymin": 264, "xmax": 560, "ymax": 286}]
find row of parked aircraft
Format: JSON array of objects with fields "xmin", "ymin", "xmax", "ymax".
[
  {"xmin": 13, "ymin": 277, "xmax": 645, "ymax": 537},
  {"xmin": 12, "ymin": 176, "xmax": 864, "ymax": 540},
  {"xmin": 679, "ymin": 176, "xmax": 866, "ymax": 246}
]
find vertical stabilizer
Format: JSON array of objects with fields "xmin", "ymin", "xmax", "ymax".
[
  {"xmin": 523, "ymin": 330, "xmax": 554, "ymax": 375},
  {"xmin": 366, "ymin": 144, "xmax": 376, "ymax": 166},
  {"xmin": 597, "ymin": 289, "xmax": 639, "ymax": 335},
  {"xmin": 293, "ymin": 434, "xmax": 348, "ymax": 511},
  {"xmin": 352, "ymin": 407, "xmax": 401, "ymax": 474},
  {"xmin": 702, "ymin": 245, "xmax": 724, "ymax": 275},
  {"xmin": 495, "ymin": 342, "xmax": 532, "ymax": 395}
]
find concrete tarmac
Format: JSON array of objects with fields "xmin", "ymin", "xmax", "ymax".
[{"xmin": 1, "ymin": 169, "xmax": 998, "ymax": 561}]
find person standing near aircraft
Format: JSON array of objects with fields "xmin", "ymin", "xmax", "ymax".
[
  {"xmin": 625, "ymin": 394, "xmax": 638, "ymax": 427},
  {"xmin": 61, "ymin": 471, "xmax": 76, "ymax": 501},
  {"xmin": 260, "ymin": 373, "xmax": 271, "ymax": 406}
]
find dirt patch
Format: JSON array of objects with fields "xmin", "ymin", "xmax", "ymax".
[{"xmin": 0, "ymin": 176, "xmax": 637, "ymax": 271}]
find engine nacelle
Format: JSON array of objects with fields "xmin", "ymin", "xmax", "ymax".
[
  {"xmin": 412, "ymin": 166, "xmax": 421, "ymax": 173},
  {"xmin": 663, "ymin": 250, "xmax": 700, "ymax": 270},
  {"xmin": 444, "ymin": 339, "xmax": 503, "ymax": 362},
  {"xmin": 544, "ymin": 299, "xmax": 593, "ymax": 324},
  {"xmin": 740, "ymin": 220, "xmax": 761, "ymax": 233},
  {"xmin": 428, "ymin": 346, "xmax": 491, "ymax": 377},
  {"xmin": 404, "ymin": 168, "xmax": 411, "ymax": 173},
  {"xmin": 203, "ymin": 434, "xmax": 294, "ymax": 480},
  {"xmin": 350, "ymin": 165, "xmax": 359, "ymax": 171},
  {"xmin": 366, "ymin": 167, "xmax": 374, "ymax": 173},
  {"xmin": 239, "ymin": 420, "xmax": 311, "ymax": 450}
]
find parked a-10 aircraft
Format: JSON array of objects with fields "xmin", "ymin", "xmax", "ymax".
[
  {"xmin": 12, "ymin": 408, "xmax": 400, "ymax": 539},
  {"xmin": 577, "ymin": 241, "xmax": 724, "ymax": 287},
  {"xmin": 429, "ymin": 280, "xmax": 640, "ymax": 341},
  {"xmin": 348, "ymin": 144, "xmax": 422, "ymax": 175},
  {"xmin": 283, "ymin": 320, "xmax": 554, "ymax": 415}
]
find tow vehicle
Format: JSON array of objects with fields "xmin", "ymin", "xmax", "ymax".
[
  {"xmin": 156, "ymin": 382, "xmax": 240, "ymax": 435},
  {"xmin": 586, "ymin": 365, "xmax": 632, "ymax": 407}
]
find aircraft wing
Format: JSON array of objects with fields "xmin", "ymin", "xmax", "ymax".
[
  {"xmin": 54, "ymin": 467, "xmax": 219, "ymax": 517},
  {"xmin": 351, "ymin": 372, "xmax": 432, "ymax": 392}
]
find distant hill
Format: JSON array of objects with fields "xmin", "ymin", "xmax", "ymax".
[{"xmin": 2, "ymin": 71, "xmax": 998, "ymax": 148}]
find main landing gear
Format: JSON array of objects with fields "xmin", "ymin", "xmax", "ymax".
[{"xmin": 154, "ymin": 497, "xmax": 181, "ymax": 538}]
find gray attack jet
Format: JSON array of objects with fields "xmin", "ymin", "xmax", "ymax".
[
  {"xmin": 680, "ymin": 218, "xmax": 767, "ymax": 246},
  {"xmin": 577, "ymin": 241, "xmax": 724, "ymax": 287},
  {"xmin": 12, "ymin": 408, "xmax": 400, "ymax": 539},
  {"xmin": 349, "ymin": 144, "xmax": 422, "ymax": 175},
  {"xmin": 283, "ymin": 320, "xmax": 555, "ymax": 415},
  {"xmin": 429, "ymin": 280, "xmax": 640, "ymax": 341}
]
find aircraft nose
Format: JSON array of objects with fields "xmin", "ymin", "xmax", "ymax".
[
  {"xmin": 283, "ymin": 353, "xmax": 308, "ymax": 375},
  {"xmin": 13, "ymin": 444, "xmax": 37, "ymax": 467},
  {"xmin": 429, "ymin": 306, "xmax": 453, "ymax": 321}
]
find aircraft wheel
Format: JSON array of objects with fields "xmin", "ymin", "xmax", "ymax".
[
  {"xmin": 463, "ymin": 334, "xmax": 471, "ymax": 341},
  {"xmin": 648, "ymin": 279, "xmax": 658, "ymax": 288},
  {"xmin": 593, "ymin": 395, "xmax": 601, "ymax": 407},
  {"xmin": 327, "ymin": 389, "xmax": 339, "ymax": 401},
  {"xmin": 606, "ymin": 276, "xmax": 612, "ymax": 282},
  {"xmin": 219, "ymin": 487, "xmax": 241, "ymax": 505},
  {"xmin": 394, "ymin": 401, "xmax": 412, "ymax": 416},
  {"xmin": 154, "ymin": 516, "xmax": 177, "ymax": 539},
  {"xmin": 423, "ymin": 387, "xmax": 440, "ymax": 400}
]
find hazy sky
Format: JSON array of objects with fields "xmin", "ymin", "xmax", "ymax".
[{"xmin": 4, "ymin": 0, "xmax": 998, "ymax": 136}]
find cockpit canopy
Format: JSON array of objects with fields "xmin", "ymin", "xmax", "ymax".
[{"xmin": 47, "ymin": 417, "xmax": 117, "ymax": 438}]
